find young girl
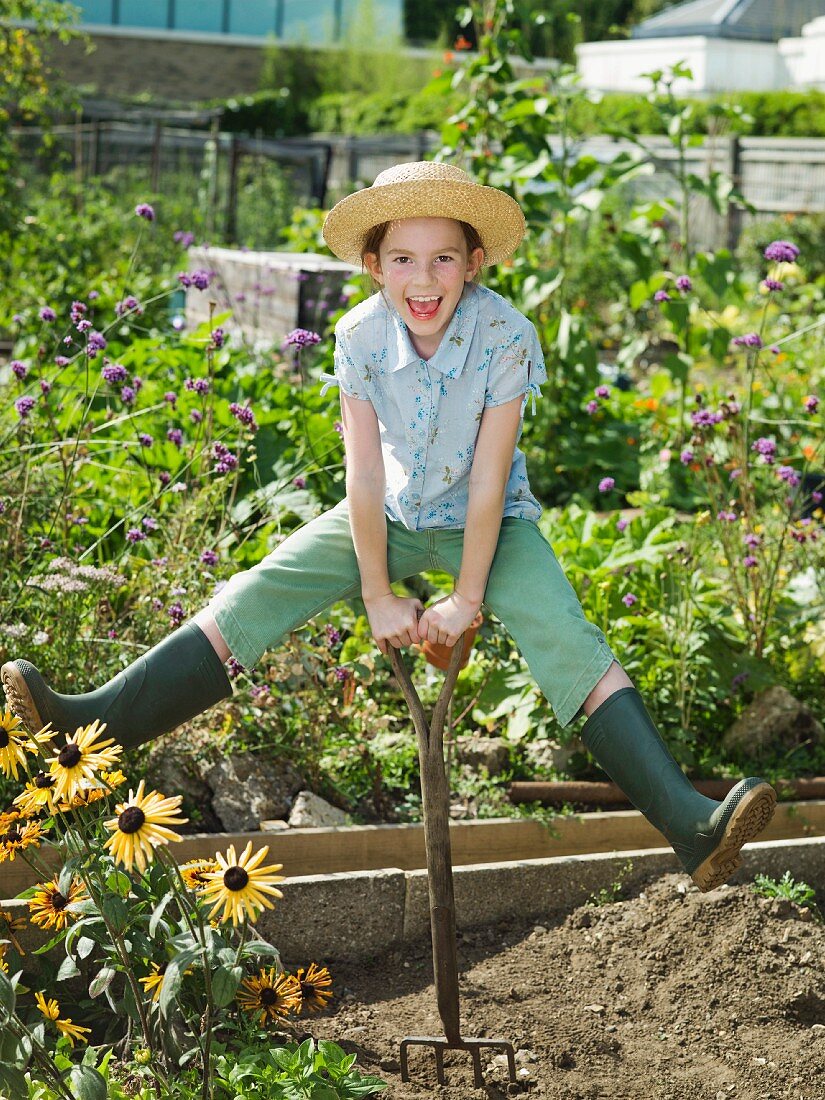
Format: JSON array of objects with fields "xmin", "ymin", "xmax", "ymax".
[{"xmin": 2, "ymin": 161, "xmax": 776, "ymax": 892}]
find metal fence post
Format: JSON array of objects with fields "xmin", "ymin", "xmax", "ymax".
[
  {"xmin": 225, "ymin": 134, "xmax": 240, "ymax": 244},
  {"xmin": 727, "ymin": 133, "xmax": 743, "ymax": 252}
]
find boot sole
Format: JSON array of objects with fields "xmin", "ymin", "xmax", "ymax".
[
  {"xmin": 691, "ymin": 782, "xmax": 777, "ymax": 892},
  {"xmin": 1, "ymin": 662, "xmax": 46, "ymax": 734}
]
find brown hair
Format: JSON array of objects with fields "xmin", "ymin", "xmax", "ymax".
[{"xmin": 360, "ymin": 220, "xmax": 485, "ymax": 285}]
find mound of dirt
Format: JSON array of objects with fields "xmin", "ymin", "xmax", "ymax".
[{"xmin": 301, "ymin": 872, "xmax": 824, "ymax": 1100}]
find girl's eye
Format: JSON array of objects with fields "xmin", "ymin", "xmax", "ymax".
[
  {"xmin": 393, "ymin": 256, "xmax": 412, "ymax": 264},
  {"xmin": 436, "ymin": 256, "xmax": 455, "ymax": 264}
]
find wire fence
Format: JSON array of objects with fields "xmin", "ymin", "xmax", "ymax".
[{"xmin": 12, "ymin": 122, "xmax": 825, "ymax": 250}]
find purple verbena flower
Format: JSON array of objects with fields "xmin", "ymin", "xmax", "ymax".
[
  {"xmin": 201, "ymin": 549, "xmax": 219, "ymax": 566},
  {"xmin": 135, "ymin": 202, "xmax": 155, "ymax": 221},
  {"xmin": 190, "ymin": 409, "xmax": 203, "ymax": 424},
  {"xmin": 184, "ymin": 377, "xmax": 211, "ymax": 395},
  {"xmin": 743, "ymin": 555, "xmax": 758, "ymax": 568},
  {"xmin": 598, "ymin": 477, "xmax": 615, "ymax": 493},
  {"xmin": 229, "ymin": 401, "xmax": 258, "ymax": 430},
  {"xmin": 226, "ymin": 656, "xmax": 245, "ymax": 679},
  {"xmin": 142, "ymin": 516, "xmax": 158, "ymax": 530},
  {"xmin": 167, "ymin": 428, "xmax": 184, "ymax": 447},
  {"xmin": 138, "ymin": 433, "xmax": 153, "ymax": 447},
  {"xmin": 326, "ymin": 624, "xmax": 341, "ymax": 646},
  {"xmin": 691, "ymin": 408, "xmax": 722, "ymax": 428},
  {"xmin": 159, "ymin": 471, "xmax": 171, "ymax": 486},
  {"xmin": 763, "ymin": 240, "xmax": 799, "ymax": 263},
  {"xmin": 189, "ymin": 269, "xmax": 212, "ymax": 291},
  {"xmin": 212, "ymin": 441, "xmax": 238, "ymax": 474},
  {"xmin": 164, "ymin": 391, "xmax": 178, "ymax": 407},
  {"xmin": 293, "ymin": 476, "xmax": 306, "ymax": 489},
  {"xmin": 680, "ymin": 449, "xmax": 694, "ymax": 465},
  {"xmin": 762, "ymin": 278, "xmax": 783, "ymax": 292},
  {"xmin": 595, "ymin": 385, "xmax": 610, "ymax": 399},
  {"xmin": 86, "ymin": 331, "xmax": 108, "ymax": 358},
  {"xmin": 126, "ymin": 527, "xmax": 145, "ymax": 543},
  {"xmin": 11, "ymin": 360, "xmax": 28, "ymax": 380},
  {"xmin": 39, "ymin": 306, "xmax": 56, "ymax": 322},
  {"xmin": 777, "ymin": 465, "xmax": 801, "ymax": 488},
  {"xmin": 174, "ymin": 230, "xmax": 195, "ymax": 247},
  {"xmin": 115, "ymin": 295, "xmax": 141, "ymax": 317},
  {"xmin": 744, "ymin": 533, "xmax": 761, "ymax": 548},
  {"xmin": 717, "ymin": 509, "xmax": 737, "ymax": 523},
  {"xmin": 88, "ymin": 290, "xmax": 99, "ymax": 301},
  {"xmin": 76, "ymin": 318, "xmax": 92, "ymax": 333},
  {"xmin": 751, "ymin": 437, "xmax": 776, "ymax": 464},
  {"xmin": 653, "ymin": 290, "xmax": 671, "ymax": 303},
  {"xmin": 168, "ymin": 601, "xmax": 185, "ymax": 626},
  {"xmin": 54, "ymin": 356, "xmax": 69, "ymax": 367},
  {"xmin": 675, "ymin": 275, "xmax": 692, "ymax": 293},
  {"xmin": 40, "ymin": 379, "xmax": 52, "ymax": 395},
  {"xmin": 15, "ymin": 396, "xmax": 36, "ymax": 419},
  {"xmin": 621, "ymin": 593, "xmax": 637, "ymax": 607},
  {"xmin": 283, "ymin": 328, "xmax": 321, "ymax": 349},
  {"xmin": 70, "ymin": 301, "xmax": 87, "ymax": 323},
  {"xmin": 210, "ymin": 328, "xmax": 226, "ymax": 349},
  {"xmin": 334, "ymin": 666, "xmax": 351, "ymax": 682},
  {"xmin": 585, "ymin": 399, "xmax": 599, "ymax": 415},
  {"xmin": 804, "ymin": 395, "xmax": 819, "ymax": 414},
  {"xmin": 813, "ymin": 491, "xmax": 823, "ymax": 505},
  {"xmin": 616, "ymin": 516, "xmax": 629, "ymax": 533},
  {"xmin": 102, "ymin": 362, "xmax": 129, "ymax": 385},
  {"xmin": 732, "ymin": 332, "xmax": 763, "ymax": 350}
]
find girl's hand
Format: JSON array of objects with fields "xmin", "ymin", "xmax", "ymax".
[
  {"xmin": 417, "ymin": 591, "xmax": 481, "ymax": 648},
  {"xmin": 363, "ymin": 593, "xmax": 425, "ymax": 656}
]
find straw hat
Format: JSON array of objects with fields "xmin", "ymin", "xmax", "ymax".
[{"xmin": 322, "ymin": 161, "xmax": 526, "ymax": 267}]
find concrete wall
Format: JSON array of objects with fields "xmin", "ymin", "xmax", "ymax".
[
  {"xmin": 780, "ymin": 16, "xmax": 825, "ymax": 90},
  {"xmin": 45, "ymin": 27, "xmax": 269, "ymax": 100},
  {"xmin": 576, "ymin": 36, "xmax": 784, "ymax": 94}
]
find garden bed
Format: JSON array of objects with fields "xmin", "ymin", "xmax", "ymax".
[{"xmin": 298, "ymin": 871, "xmax": 825, "ymax": 1099}]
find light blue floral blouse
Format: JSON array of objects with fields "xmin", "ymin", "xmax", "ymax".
[{"xmin": 320, "ymin": 281, "xmax": 547, "ymax": 532}]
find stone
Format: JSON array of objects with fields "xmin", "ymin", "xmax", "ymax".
[
  {"xmin": 522, "ymin": 736, "xmax": 581, "ymax": 776},
  {"xmin": 722, "ymin": 685, "xmax": 823, "ymax": 755},
  {"xmin": 143, "ymin": 749, "xmax": 221, "ymax": 832},
  {"xmin": 454, "ymin": 735, "xmax": 510, "ymax": 777},
  {"xmin": 288, "ymin": 790, "xmax": 349, "ymax": 828},
  {"xmin": 205, "ymin": 753, "xmax": 304, "ymax": 832}
]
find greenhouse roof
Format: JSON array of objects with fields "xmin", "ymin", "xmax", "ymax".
[{"xmin": 632, "ymin": 0, "xmax": 825, "ymax": 42}]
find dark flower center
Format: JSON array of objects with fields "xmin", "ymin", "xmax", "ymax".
[
  {"xmin": 117, "ymin": 806, "xmax": 146, "ymax": 834},
  {"xmin": 223, "ymin": 866, "xmax": 249, "ymax": 891},
  {"xmin": 58, "ymin": 743, "xmax": 82, "ymax": 769},
  {"xmin": 0, "ymin": 730, "xmax": 9, "ymax": 748},
  {"xmin": 2, "ymin": 829, "xmax": 21, "ymax": 845},
  {"xmin": 260, "ymin": 988, "xmax": 278, "ymax": 1005},
  {"xmin": 51, "ymin": 891, "xmax": 67, "ymax": 910},
  {"xmin": 35, "ymin": 772, "xmax": 55, "ymax": 789}
]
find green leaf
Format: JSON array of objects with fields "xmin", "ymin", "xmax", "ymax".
[
  {"xmin": 159, "ymin": 947, "xmax": 199, "ymax": 1018},
  {"xmin": 0, "ymin": 1064, "xmax": 27, "ymax": 1098},
  {"xmin": 89, "ymin": 966, "xmax": 117, "ymax": 998},
  {"xmin": 75, "ymin": 935, "xmax": 96, "ymax": 960},
  {"xmin": 662, "ymin": 351, "xmax": 692, "ymax": 384},
  {"xmin": 0, "ymin": 970, "xmax": 16, "ymax": 1020},
  {"xmin": 57, "ymin": 954, "xmax": 81, "ymax": 981},
  {"xmin": 105, "ymin": 870, "xmax": 132, "ymax": 898},
  {"xmin": 148, "ymin": 889, "xmax": 175, "ymax": 938},
  {"xmin": 211, "ymin": 964, "xmax": 244, "ymax": 1008},
  {"xmin": 68, "ymin": 1064, "xmax": 107, "ymax": 1100},
  {"xmin": 629, "ymin": 280, "xmax": 649, "ymax": 311},
  {"xmin": 100, "ymin": 893, "xmax": 129, "ymax": 934},
  {"xmin": 0, "ymin": 1026, "xmax": 30, "ymax": 1067}
]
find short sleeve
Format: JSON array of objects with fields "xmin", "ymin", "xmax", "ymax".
[
  {"xmin": 331, "ymin": 323, "xmax": 372, "ymax": 402},
  {"xmin": 484, "ymin": 321, "xmax": 547, "ymax": 416}
]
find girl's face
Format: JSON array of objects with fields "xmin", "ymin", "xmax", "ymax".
[{"xmin": 364, "ymin": 217, "xmax": 483, "ymax": 360}]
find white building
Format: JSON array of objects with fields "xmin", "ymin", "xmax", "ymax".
[{"xmin": 577, "ymin": 0, "xmax": 825, "ymax": 93}]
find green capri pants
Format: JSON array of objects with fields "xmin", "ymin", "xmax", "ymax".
[{"xmin": 209, "ymin": 497, "xmax": 616, "ymax": 729}]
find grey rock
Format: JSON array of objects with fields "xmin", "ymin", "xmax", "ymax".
[
  {"xmin": 288, "ymin": 790, "xmax": 349, "ymax": 828},
  {"xmin": 143, "ymin": 749, "xmax": 220, "ymax": 831},
  {"xmin": 454, "ymin": 735, "xmax": 510, "ymax": 776},
  {"xmin": 523, "ymin": 736, "xmax": 581, "ymax": 776},
  {"xmin": 206, "ymin": 753, "xmax": 303, "ymax": 832},
  {"xmin": 722, "ymin": 685, "xmax": 823, "ymax": 755}
]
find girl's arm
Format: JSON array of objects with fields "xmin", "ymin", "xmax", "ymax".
[
  {"xmin": 456, "ymin": 396, "xmax": 525, "ymax": 605},
  {"xmin": 340, "ymin": 391, "xmax": 391, "ymax": 599},
  {"xmin": 340, "ymin": 390, "xmax": 424, "ymax": 653}
]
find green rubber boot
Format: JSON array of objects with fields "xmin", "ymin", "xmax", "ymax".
[
  {"xmin": 581, "ymin": 687, "xmax": 777, "ymax": 892},
  {"xmin": 1, "ymin": 622, "xmax": 232, "ymax": 750}
]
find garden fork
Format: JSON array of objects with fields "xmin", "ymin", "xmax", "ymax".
[{"xmin": 388, "ymin": 638, "xmax": 517, "ymax": 1089}]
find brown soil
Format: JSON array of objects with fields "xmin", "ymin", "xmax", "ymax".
[{"xmin": 301, "ymin": 872, "xmax": 825, "ymax": 1100}]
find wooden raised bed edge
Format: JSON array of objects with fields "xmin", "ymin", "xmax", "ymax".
[{"xmin": 508, "ymin": 777, "xmax": 825, "ymax": 806}]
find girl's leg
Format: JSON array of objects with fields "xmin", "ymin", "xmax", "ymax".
[
  {"xmin": 431, "ymin": 518, "xmax": 776, "ymax": 891},
  {"xmin": 2, "ymin": 500, "xmax": 430, "ymax": 750}
]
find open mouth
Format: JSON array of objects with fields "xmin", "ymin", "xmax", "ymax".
[{"xmin": 406, "ymin": 296, "xmax": 442, "ymax": 320}]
